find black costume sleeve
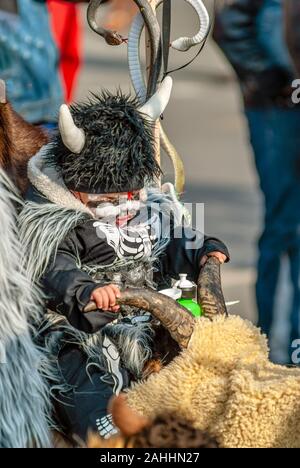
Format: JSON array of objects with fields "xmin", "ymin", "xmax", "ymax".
[
  {"xmin": 160, "ymin": 225, "xmax": 230, "ymax": 284},
  {"xmin": 42, "ymin": 227, "xmax": 117, "ymax": 334}
]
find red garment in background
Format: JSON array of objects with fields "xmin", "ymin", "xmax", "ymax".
[{"xmin": 47, "ymin": 0, "xmax": 82, "ymax": 103}]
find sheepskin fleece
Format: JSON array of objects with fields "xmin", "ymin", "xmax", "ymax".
[
  {"xmin": 127, "ymin": 316, "xmax": 300, "ymax": 448},
  {"xmin": 0, "ymin": 169, "xmax": 50, "ymax": 447}
]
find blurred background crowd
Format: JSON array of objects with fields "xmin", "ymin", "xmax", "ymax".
[{"xmin": 1, "ymin": 0, "xmax": 300, "ymax": 365}]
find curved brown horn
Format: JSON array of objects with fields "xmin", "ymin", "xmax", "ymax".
[
  {"xmin": 84, "ymin": 288, "xmax": 195, "ymax": 348},
  {"xmin": 197, "ymin": 257, "xmax": 228, "ymax": 319}
]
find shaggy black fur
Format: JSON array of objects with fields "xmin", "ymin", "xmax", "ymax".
[{"xmin": 45, "ymin": 91, "xmax": 162, "ymax": 193}]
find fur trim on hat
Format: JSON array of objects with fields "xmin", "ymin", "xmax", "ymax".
[{"xmin": 27, "ymin": 147, "xmax": 92, "ymax": 215}]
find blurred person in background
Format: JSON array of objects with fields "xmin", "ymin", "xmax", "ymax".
[
  {"xmin": 214, "ymin": 0, "xmax": 300, "ymax": 364},
  {"xmin": 284, "ymin": 0, "xmax": 300, "ymax": 76},
  {"xmin": 0, "ymin": 0, "xmax": 87, "ymax": 127}
]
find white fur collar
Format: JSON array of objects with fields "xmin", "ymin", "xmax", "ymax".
[{"xmin": 27, "ymin": 146, "xmax": 92, "ymax": 215}]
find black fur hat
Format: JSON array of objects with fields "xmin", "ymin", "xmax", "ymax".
[{"xmin": 46, "ymin": 91, "xmax": 162, "ymax": 193}]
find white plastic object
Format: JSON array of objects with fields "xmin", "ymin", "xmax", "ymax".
[
  {"xmin": 174, "ymin": 273, "xmax": 195, "ymax": 290},
  {"xmin": 159, "ymin": 288, "xmax": 182, "ymax": 301}
]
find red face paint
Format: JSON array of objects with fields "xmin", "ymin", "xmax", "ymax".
[{"xmin": 127, "ymin": 191, "xmax": 133, "ymax": 201}]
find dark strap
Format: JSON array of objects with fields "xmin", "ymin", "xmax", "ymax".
[
  {"xmin": 165, "ymin": 39, "xmax": 209, "ymax": 77},
  {"xmin": 162, "ymin": 0, "xmax": 172, "ymax": 76}
]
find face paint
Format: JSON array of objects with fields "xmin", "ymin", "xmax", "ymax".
[
  {"xmin": 85, "ymin": 191, "xmax": 142, "ymax": 223},
  {"xmin": 95, "ymin": 200, "xmax": 141, "ymax": 219}
]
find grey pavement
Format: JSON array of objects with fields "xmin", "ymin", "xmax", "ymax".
[{"xmin": 76, "ymin": 2, "xmax": 262, "ymax": 323}]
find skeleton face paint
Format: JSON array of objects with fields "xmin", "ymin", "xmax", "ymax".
[{"xmin": 86, "ymin": 191, "xmax": 143, "ymax": 224}]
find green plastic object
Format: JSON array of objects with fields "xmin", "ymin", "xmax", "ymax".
[{"xmin": 177, "ymin": 298, "xmax": 203, "ymax": 318}]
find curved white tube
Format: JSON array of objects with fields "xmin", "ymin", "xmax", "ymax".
[
  {"xmin": 128, "ymin": 0, "xmax": 210, "ymax": 104},
  {"xmin": 162, "ymin": 182, "xmax": 191, "ymax": 226}
]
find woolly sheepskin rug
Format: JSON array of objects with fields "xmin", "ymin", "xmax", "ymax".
[{"xmin": 127, "ymin": 315, "xmax": 300, "ymax": 448}]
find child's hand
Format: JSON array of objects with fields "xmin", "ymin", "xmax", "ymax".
[
  {"xmin": 91, "ymin": 284, "xmax": 121, "ymax": 312},
  {"xmin": 200, "ymin": 251, "xmax": 227, "ymax": 267}
]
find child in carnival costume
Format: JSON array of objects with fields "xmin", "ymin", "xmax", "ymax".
[{"xmin": 19, "ymin": 77, "xmax": 229, "ymax": 441}]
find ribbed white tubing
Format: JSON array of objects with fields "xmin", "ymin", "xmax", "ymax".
[
  {"xmin": 171, "ymin": 0, "xmax": 210, "ymax": 52},
  {"xmin": 128, "ymin": 0, "xmax": 210, "ymax": 104}
]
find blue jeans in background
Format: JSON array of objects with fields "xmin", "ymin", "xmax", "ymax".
[
  {"xmin": 246, "ymin": 108, "xmax": 300, "ymax": 363},
  {"xmin": 0, "ymin": 0, "xmax": 63, "ymax": 123}
]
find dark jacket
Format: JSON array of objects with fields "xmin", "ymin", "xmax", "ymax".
[
  {"xmin": 213, "ymin": 0, "xmax": 295, "ymax": 108},
  {"xmin": 0, "ymin": 0, "xmax": 63, "ymax": 123}
]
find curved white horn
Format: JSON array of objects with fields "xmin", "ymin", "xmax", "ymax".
[
  {"xmin": 59, "ymin": 104, "xmax": 86, "ymax": 154},
  {"xmin": 138, "ymin": 76, "xmax": 173, "ymax": 121}
]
